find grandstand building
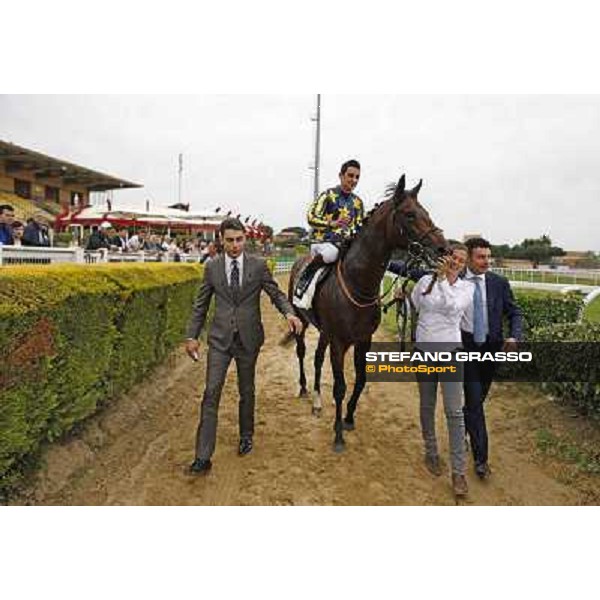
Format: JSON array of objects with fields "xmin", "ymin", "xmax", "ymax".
[
  {"xmin": 0, "ymin": 140, "xmax": 141, "ymax": 227},
  {"xmin": 0, "ymin": 140, "xmax": 265, "ymax": 244}
]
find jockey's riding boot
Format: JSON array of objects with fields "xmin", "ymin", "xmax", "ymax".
[{"xmin": 295, "ymin": 254, "xmax": 325, "ymax": 297}]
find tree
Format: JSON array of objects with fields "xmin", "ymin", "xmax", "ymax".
[
  {"xmin": 280, "ymin": 226, "xmax": 307, "ymax": 237},
  {"xmin": 491, "ymin": 235, "xmax": 565, "ymax": 266}
]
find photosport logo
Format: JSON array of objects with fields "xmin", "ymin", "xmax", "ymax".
[{"xmin": 363, "ymin": 342, "xmax": 600, "ymax": 383}]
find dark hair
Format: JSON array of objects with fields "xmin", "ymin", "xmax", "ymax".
[
  {"xmin": 219, "ymin": 217, "xmax": 245, "ymax": 237},
  {"xmin": 340, "ymin": 159, "xmax": 361, "ymax": 175},
  {"xmin": 12, "ymin": 220, "xmax": 24, "ymax": 228},
  {"xmin": 465, "ymin": 237, "xmax": 491, "ymax": 254},
  {"xmin": 0, "ymin": 204, "xmax": 15, "ymax": 214}
]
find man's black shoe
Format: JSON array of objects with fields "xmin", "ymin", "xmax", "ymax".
[
  {"xmin": 475, "ymin": 462, "xmax": 492, "ymax": 480},
  {"xmin": 189, "ymin": 458, "xmax": 212, "ymax": 475},
  {"xmin": 239, "ymin": 438, "xmax": 253, "ymax": 456}
]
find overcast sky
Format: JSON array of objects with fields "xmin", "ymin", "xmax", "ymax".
[{"xmin": 0, "ymin": 94, "xmax": 598, "ymax": 251}]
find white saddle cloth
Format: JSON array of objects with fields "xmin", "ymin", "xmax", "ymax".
[{"xmin": 292, "ymin": 267, "xmax": 325, "ymax": 310}]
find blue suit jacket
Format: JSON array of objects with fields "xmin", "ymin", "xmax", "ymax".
[{"xmin": 477, "ymin": 271, "xmax": 523, "ymax": 343}]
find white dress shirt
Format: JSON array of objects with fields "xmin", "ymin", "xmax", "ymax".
[
  {"xmin": 460, "ymin": 268, "xmax": 489, "ymax": 336},
  {"xmin": 411, "ymin": 274, "xmax": 474, "ymax": 347},
  {"xmin": 225, "ymin": 253, "xmax": 244, "ymax": 286}
]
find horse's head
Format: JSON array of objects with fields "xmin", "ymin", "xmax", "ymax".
[{"xmin": 385, "ymin": 174, "xmax": 449, "ymax": 266}]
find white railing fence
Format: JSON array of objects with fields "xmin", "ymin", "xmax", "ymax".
[
  {"xmin": 4, "ymin": 251, "xmax": 598, "ymax": 306},
  {"xmin": 0, "ymin": 246, "xmax": 84, "ymax": 265},
  {"xmin": 491, "ymin": 267, "xmax": 600, "ymax": 286},
  {"xmin": 0, "ymin": 246, "xmax": 210, "ymax": 266}
]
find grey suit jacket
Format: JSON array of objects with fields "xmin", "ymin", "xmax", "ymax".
[{"xmin": 186, "ymin": 253, "xmax": 294, "ymax": 353}]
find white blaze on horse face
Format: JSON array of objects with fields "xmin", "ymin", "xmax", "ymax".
[{"xmin": 339, "ymin": 166, "xmax": 360, "ymax": 194}]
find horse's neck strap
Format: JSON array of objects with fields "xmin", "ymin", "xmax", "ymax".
[{"xmin": 336, "ymin": 261, "xmax": 380, "ymax": 308}]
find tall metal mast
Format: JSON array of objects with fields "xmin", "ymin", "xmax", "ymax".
[
  {"xmin": 311, "ymin": 94, "xmax": 321, "ymax": 199},
  {"xmin": 178, "ymin": 153, "xmax": 183, "ymax": 205}
]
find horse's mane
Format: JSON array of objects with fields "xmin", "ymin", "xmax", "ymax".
[
  {"xmin": 360, "ymin": 182, "xmax": 396, "ymax": 229},
  {"xmin": 339, "ymin": 183, "xmax": 396, "ymax": 258}
]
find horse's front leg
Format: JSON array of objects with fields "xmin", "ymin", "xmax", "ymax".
[
  {"xmin": 344, "ymin": 339, "xmax": 372, "ymax": 431},
  {"xmin": 329, "ymin": 339, "xmax": 349, "ymax": 453}
]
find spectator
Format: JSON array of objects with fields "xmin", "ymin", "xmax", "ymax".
[
  {"xmin": 111, "ymin": 228, "xmax": 129, "ymax": 251},
  {"xmin": 11, "ymin": 221, "xmax": 24, "ymax": 246},
  {"xmin": 200, "ymin": 241, "xmax": 218, "ymax": 264},
  {"xmin": 86, "ymin": 222, "xmax": 112, "ymax": 251},
  {"xmin": 165, "ymin": 237, "xmax": 179, "ymax": 253},
  {"xmin": 127, "ymin": 230, "xmax": 147, "ymax": 252},
  {"xmin": 0, "ymin": 204, "xmax": 15, "ymax": 246},
  {"xmin": 22, "ymin": 212, "xmax": 51, "ymax": 247},
  {"xmin": 143, "ymin": 233, "xmax": 162, "ymax": 253}
]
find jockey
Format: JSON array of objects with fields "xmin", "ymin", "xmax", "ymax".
[{"xmin": 295, "ymin": 159, "xmax": 365, "ymax": 297}]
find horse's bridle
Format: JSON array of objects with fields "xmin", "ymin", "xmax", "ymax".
[{"xmin": 336, "ymin": 206, "xmax": 445, "ymax": 309}]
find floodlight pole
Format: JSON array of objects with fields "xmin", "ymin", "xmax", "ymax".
[
  {"xmin": 178, "ymin": 153, "xmax": 183, "ymax": 205},
  {"xmin": 310, "ymin": 94, "xmax": 321, "ymax": 199}
]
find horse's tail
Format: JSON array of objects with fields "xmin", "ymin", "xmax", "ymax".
[
  {"xmin": 278, "ymin": 255, "xmax": 310, "ymax": 347},
  {"xmin": 279, "ymin": 330, "xmax": 296, "ymax": 347}
]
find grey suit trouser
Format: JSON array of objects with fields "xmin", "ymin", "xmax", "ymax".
[
  {"xmin": 416, "ymin": 361, "xmax": 466, "ymax": 476},
  {"xmin": 195, "ymin": 334, "xmax": 259, "ymax": 460}
]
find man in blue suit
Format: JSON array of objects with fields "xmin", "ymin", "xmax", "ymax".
[{"xmin": 460, "ymin": 237, "xmax": 523, "ymax": 479}]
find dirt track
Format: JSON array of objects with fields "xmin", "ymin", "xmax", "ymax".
[{"xmin": 14, "ymin": 277, "xmax": 600, "ymax": 505}]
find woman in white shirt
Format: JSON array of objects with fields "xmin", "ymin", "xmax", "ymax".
[{"xmin": 410, "ymin": 242, "xmax": 473, "ymax": 498}]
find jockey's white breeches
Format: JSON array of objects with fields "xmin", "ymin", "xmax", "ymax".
[{"xmin": 310, "ymin": 242, "xmax": 339, "ymax": 264}]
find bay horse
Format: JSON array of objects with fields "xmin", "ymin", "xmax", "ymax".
[{"xmin": 287, "ymin": 175, "xmax": 448, "ymax": 452}]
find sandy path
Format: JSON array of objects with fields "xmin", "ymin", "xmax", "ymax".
[{"xmin": 14, "ymin": 277, "xmax": 600, "ymax": 505}]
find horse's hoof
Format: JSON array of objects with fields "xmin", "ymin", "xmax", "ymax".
[
  {"xmin": 333, "ymin": 441, "xmax": 345, "ymax": 453},
  {"xmin": 311, "ymin": 407, "xmax": 322, "ymax": 417},
  {"xmin": 299, "ymin": 389, "xmax": 309, "ymax": 399},
  {"xmin": 343, "ymin": 420, "xmax": 355, "ymax": 431}
]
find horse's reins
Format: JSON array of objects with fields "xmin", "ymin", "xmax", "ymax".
[
  {"xmin": 379, "ymin": 240, "xmax": 446, "ymax": 349},
  {"xmin": 336, "ymin": 237, "xmax": 438, "ymax": 312},
  {"xmin": 336, "ymin": 222, "xmax": 443, "ymax": 309}
]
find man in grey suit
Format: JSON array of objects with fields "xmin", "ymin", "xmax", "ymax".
[{"xmin": 185, "ymin": 218, "xmax": 302, "ymax": 475}]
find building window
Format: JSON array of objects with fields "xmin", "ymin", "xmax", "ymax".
[
  {"xmin": 45, "ymin": 185, "xmax": 60, "ymax": 203},
  {"xmin": 71, "ymin": 192, "xmax": 82, "ymax": 207},
  {"xmin": 14, "ymin": 179, "xmax": 31, "ymax": 199},
  {"xmin": 32, "ymin": 184, "xmax": 44, "ymax": 202}
]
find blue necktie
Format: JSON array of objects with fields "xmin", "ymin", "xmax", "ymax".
[{"xmin": 473, "ymin": 277, "xmax": 486, "ymax": 344}]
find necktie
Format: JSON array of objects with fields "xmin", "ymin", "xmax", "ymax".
[
  {"xmin": 230, "ymin": 258, "xmax": 240, "ymax": 299},
  {"xmin": 473, "ymin": 277, "xmax": 486, "ymax": 344}
]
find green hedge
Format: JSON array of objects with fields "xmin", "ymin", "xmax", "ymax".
[
  {"xmin": 0, "ymin": 263, "xmax": 203, "ymax": 496},
  {"xmin": 513, "ymin": 289, "xmax": 584, "ymax": 332},
  {"xmin": 528, "ymin": 321, "xmax": 600, "ymax": 417}
]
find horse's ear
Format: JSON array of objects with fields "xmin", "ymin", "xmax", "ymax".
[
  {"xmin": 412, "ymin": 179, "xmax": 423, "ymax": 196},
  {"xmin": 393, "ymin": 174, "xmax": 406, "ymax": 206},
  {"xmin": 396, "ymin": 174, "xmax": 406, "ymax": 195}
]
